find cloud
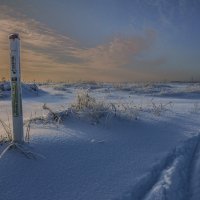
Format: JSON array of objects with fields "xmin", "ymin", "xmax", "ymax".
[
  {"xmin": 77, "ymin": 30, "xmax": 156, "ymax": 69},
  {"xmin": 0, "ymin": 5, "xmax": 167, "ymax": 82},
  {"xmin": 0, "ymin": 5, "xmax": 84, "ymax": 77},
  {"xmin": 0, "ymin": 8, "xmax": 78, "ymax": 55}
]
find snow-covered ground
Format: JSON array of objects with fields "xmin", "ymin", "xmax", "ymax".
[{"xmin": 0, "ymin": 82, "xmax": 200, "ymax": 200}]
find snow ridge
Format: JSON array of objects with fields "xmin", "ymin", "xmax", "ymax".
[
  {"xmin": 117, "ymin": 135, "xmax": 200, "ymax": 200},
  {"xmin": 188, "ymin": 138, "xmax": 200, "ymax": 200}
]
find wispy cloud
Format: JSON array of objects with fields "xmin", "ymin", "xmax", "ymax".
[
  {"xmin": 78, "ymin": 30, "xmax": 156, "ymax": 69},
  {"xmin": 0, "ymin": 5, "xmax": 166, "ymax": 82},
  {"xmin": 0, "ymin": 5, "xmax": 83, "ymax": 79}
]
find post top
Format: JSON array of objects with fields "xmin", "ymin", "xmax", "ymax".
[{"xmin": 9, "ymin": 33, "xmax": 20, "ymax": 40}]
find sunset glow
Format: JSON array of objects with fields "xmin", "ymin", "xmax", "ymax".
[{"xmin": 0, "ymin": 0, "xmax": 200, "ymax": 82}]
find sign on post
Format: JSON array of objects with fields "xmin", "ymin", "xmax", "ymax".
[{"xmin": 9, "ymin": 33, "xmax": 24, "ymax": 143}]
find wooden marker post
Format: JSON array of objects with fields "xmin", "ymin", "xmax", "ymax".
[{"xmin": 9, "ymin": 33, "xmax": 24, "ymax": 143}]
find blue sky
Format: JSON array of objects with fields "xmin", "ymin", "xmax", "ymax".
[{"xmin": 0, "ymin": 0, "xmax": 200, "ymax": 82}]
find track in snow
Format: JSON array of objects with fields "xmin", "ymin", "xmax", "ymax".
[
  {"xmin": 117, "ymin": 134, "xmax": 200, "ymax": 200},
  {"xmin": 188, "ymin": 138, "xmax": 200, "ymax": 200}
]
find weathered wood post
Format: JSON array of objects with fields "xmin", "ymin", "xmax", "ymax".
[{"xmin": 9, "ymin": 33, "xmax": 24, "ymax": 143}]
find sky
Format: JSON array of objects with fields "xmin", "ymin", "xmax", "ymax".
[{"xmin": 0, "ymin": 0, "xmax": 200, "ymax": 82}]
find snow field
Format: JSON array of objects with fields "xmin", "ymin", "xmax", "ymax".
[{"xmin": 0, "ymin": 82, "xmax": 200, "ymax": 200}]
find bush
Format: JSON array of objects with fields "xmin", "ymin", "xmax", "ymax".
[
  {"xmin": 71, "ymin": 90, "xmax": 113, "ymax": 123},
  {"xmin": 30, "ymin": 90, "xmax": 142, "ymax": 126}
]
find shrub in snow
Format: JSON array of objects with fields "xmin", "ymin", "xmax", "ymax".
[
  {"xmin": 70, "ymin": 90, "xmax": 114, "ymax": 123},
  {"xmin": 115, "ymin": 102, "xmax": 141, "ymax": 120},
  {"xmin": 52, "ymin": 83, "xmax": 72, "ymax": 92},
  {"xmin": 30, "ymin": 90, "xmax": 142, "ymax": 126},
  {"xmin": 0, "ymin": 117, "xmax": 12, "ymax": 145},
  {"xmin": 42, "ymin": 103, "xmax": 65, "ymax": 123},
  {"xmin": 29, "ymin": 92, "xmax": 175, "ymax": 127},
  {"xmin": 151, "ymin": 100, "xmax": 173, "ymax": 116},
  {"xmin": 0, "ymin": 115, "xmax": 32, "ymax": 144},
  {"xmin": 25, "ymin": 105, "xmax": 67, "ymax": 127},
  {"xmin": 29, "ymin": 91, "xmax": 114, "ymax": 125},
  {"xmin": 191, "ymin": 102, "xmax": 200, "ymax": 114},
  {"xmin": 71, "ymin": 90, "xmax": 142, "ymax": 122}
]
